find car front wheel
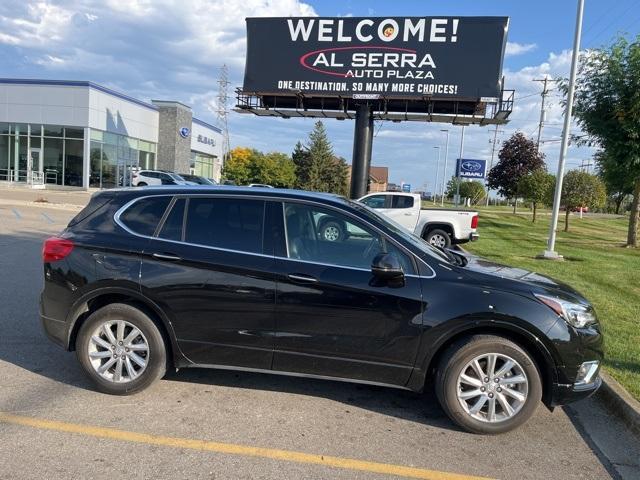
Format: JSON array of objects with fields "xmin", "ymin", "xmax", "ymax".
[
  {"xmin": 76, "ymin": 303, "xmax": 166, "ymax": 395},
  {"xmin": 435, "ymin": 335, "xmax": 542, "ymax": 434}
]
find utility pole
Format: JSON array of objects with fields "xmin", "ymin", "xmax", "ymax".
[
  {"xmin": 580, "ymin": 159, "xmax": 594, "ymax": 173},
  {"xmin": 454, "ymin": 125, "xmax": 465, "ymax": 206},
  {"xmin": 433, "ymin": 146, "xmax": 441, "ymax": 204},
  {"xmin": 542, "ymin": 0, "xmax": 585, "ymax": 260},
  {"xmin": 534, "ymin": 77, "xmax": 550, "ymax": 151},
  {"xmin": 485, "ymin": 125, "xmax": 504, "ymax": 206},
  {"xmin": 440, "ymin": 129, "xmax": 450, "ymax": 206}
]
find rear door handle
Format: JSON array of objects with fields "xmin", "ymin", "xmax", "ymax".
[
  {"xmin": 152, "ymin": 252, "xmax": 182, "ymax": 261},
  {"xmin": 287, "ymin": 273, "xmax": 318, "ymax": 284}
]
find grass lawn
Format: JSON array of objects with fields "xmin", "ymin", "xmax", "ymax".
[{"xmin": 463, "ymin": 209, "xmax": 640, "ymax": 400}]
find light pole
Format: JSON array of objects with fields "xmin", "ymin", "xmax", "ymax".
[
  {"xmin": 433, "ymin": 146, "xmax": 441, "ymax": 204},
  {"xmin": 455, "ymin": 125, "xmax": 466, "ymax": 206},
  {"xmin": 542, "ymin": 0, "xmax": 585, "ymax": 260},
  {"xmin": 440, "ymin": 129, "xmax": 449, "ymax": 207},
  {"xmin": 486, "ymin": 126, "xmax": 504, "ymax": 207}
]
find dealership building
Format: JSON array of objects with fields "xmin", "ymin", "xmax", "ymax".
[{"xmin": 0, "ymin": 78, "xmax": 224, "ymax": 189}]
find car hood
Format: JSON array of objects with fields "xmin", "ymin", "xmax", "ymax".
[{"xmin": 457, "ymin": 253, "xmax": 588, "ymax": 303}]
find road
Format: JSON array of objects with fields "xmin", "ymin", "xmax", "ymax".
[{"xmin": 0, "ymin": 202, "xmax": 637, "ymax": 480}]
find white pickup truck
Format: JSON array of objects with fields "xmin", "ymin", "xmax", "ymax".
[{"xmin": 358, "ymin": 192, "xmax": 479, "ymax": 248}]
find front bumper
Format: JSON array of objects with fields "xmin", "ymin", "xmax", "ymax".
[{"xmin": 549, "ymin": 375, "xmax": 602, "ymax": 407}]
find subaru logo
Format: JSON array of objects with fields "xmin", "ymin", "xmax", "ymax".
[
  {"xmin": 179, "ymin": 127, "xmax": 190, "ymax": 138},
  {"xmin": 462, "ymin": 161, "xmax": 482, "ymax": 171}
]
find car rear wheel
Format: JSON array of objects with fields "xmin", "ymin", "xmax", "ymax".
[
  {"xmin": 435, "ymin": 335, "xmax": 542, "ymax": 434},
  {"xmin": 426, "ymin": 229, "xmax": 451, "ymax": 249},
  {"xmin": 76, "ymin": 303, "xmax": 166, "ymax": 395},
  {"xmin": 136, "ymin": 182, "xmax": 147, "ymax": 187}
]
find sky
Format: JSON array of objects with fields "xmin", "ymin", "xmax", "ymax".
[{"xmin": 1, "ymin": 0, "xmax": 639, "ymax": 192}]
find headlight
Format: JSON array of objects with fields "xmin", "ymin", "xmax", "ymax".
[{"xmin": 534, "ymin": 294, "xmax": 598, "ymax": 328}]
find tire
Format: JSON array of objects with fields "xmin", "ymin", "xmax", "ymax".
[
  {"xmin": 320, "ymin": 220, "xmax": 345, "ymax": 242},
  {"xmin": 425, "ymin": 228, "xmax": 451, "ymax": 249},
  {"xmin": 136, "ymin": 182, "xmax": 147, "ymax": 187},
  {"xmin": 76, "ymin": 303, "xmax": 167, "ymax": 395},
  {"xmin": 435, "ymin": 335, "xmax": 542, "ymax": 434}
]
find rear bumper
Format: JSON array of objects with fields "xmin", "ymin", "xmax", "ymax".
[
  {"xmin": 39, "ymin": 295, "xmax": 69, "ymax": 349},
  {"xmin": 453, "ymin": 233, "xmax": 479, "ymax": 245},
  {"xmin": 469, "ymin": 233, "xmax": 479, "ymax": 242}
]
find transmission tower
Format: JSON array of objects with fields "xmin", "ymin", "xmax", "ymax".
[{"xmin": 217, "ymin": 64, "xmax": 232, "ymax": 162}]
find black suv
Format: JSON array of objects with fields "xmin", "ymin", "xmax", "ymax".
[{"xmin": 40, "ymin": 187, "xmax": 603, "ymax": 434}]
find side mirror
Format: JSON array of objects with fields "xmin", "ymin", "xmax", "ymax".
[{"xmin": 371, "ymin": 253, "xmax": 404, "ymax": 279}]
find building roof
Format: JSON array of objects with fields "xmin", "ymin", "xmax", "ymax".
[{"xmin": 369, "ymin": 166, "xmax": 389, "ymax": 184}]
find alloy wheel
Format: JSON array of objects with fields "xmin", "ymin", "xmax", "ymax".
[
  {"xmin": 88, "ymin": 320, "xmax": 149, "ymax": 383},
  {"xmin": 456, "ymin": 353, "xmax": 529, "ymax": 423},
  {"xmin": 429, "ymin": 233, "xmax": 447, "ymax": 248},
  {"xmin": 323, "ymin": 226, "xmax": 340, "ymax": 241}
]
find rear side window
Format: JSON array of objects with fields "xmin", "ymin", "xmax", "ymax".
[
  {"xmin": 361, "ymin": 195, "xmax": 387, "ymax": 208},
  {"xmin": 184, "ymin": 197, "xmax": 265, "ymax": 253},
  {"xmin": 119, "ymin": 196, "xmax": 171, "ymax": 236},
  {"xmin": 158, "ymin": 198, "xmax": 186, "ymax": 241},
  {"xmin": 392, "ymin": 195, "xmax": 414, "ymax": 208}
]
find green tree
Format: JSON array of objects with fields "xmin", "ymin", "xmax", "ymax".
[
  {"xmin": 487, "ymin": 132, "xmax": 546, "ymax": 213},
  {"xmin": 517, "ymin": 169, "xmax": 555, "ymax": 222},
  {"xmin": 292, "ymin": 141, "xmax": 311, "ymax": 189},
  {"xmin": 595, "ymin": 151, "xmax": 634, "ymax": 215},
  {"xmin": 561, "ymin": 170, "xmax": 607, "ymax": 232},
  {"xmin": 445, "ymin": 177, "xmax": 485, "ymax": 205},
  {"xmin": 222, "ymin": 147, "xmax": 256, "ymax": 185},
  {"xmin": 304, "ymin": 121, "xmax": 349, "ymax": 195},
  {"xmin": 222, "ymin": 147, "xmax": 296, "ymax": 187},
  {"xmin": 563, "ymin": 36, "xmax": 640, "ymax": 246}
]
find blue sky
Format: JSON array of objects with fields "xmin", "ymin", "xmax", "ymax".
[{"xmin": 1, "ymin": 0, "xmax": 638, "ymax": 191}]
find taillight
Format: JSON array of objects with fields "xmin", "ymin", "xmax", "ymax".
[
  {"xmin": 43, "ymin": 237, "xmax": 74, "ymax": 263},
  {"xmin": 471, "ymin": 215, "xmax": 479, "ymax": 229}
]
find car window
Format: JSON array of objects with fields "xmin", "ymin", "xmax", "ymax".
[
  {"xmin": 184, "ymin": 197, "xmax": 265, "ymax": 253},
  {"xmin": 392, "ymin": 195, "xmax": 414, "ymax": 209},
  {"xmin": 119, "ymin": 196, "xmax": 172, "ymax": 237},
  {"xmin": 284, "ymin": 203, "xmax": 413, "ymax": 273},
  {"xmin": 361, "ymin": 195, "xmax": 387, "ymax": 209},
  {"xmin": 158, "ymin": 198, "xmax": 186, "ymax": 241},
  {"xmin": 143, "ymin": 171, "xmax": 155, "ymax": 179}
]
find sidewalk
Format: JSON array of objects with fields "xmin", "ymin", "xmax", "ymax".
[{"xmin": 0, "ymin": 186, "xmax": 91, "ymax": 210}]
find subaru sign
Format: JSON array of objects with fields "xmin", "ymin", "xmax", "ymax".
[
  {"xmin": 179, "ymin": 127, "xmax": 191, "ymax": 138},
  {"xmin": 457, "ymin": 158, "xmax": 487, "ymax": 179},
  {"xmin": 402, "ymin": 183, "xmax": 411, "ymax": 192}
]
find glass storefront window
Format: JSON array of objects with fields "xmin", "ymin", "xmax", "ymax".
[
  {"xmin": 0, "ymin": 123, "xmax": 10, "ymax": 135},
  {"xmin": 102, "ymin": 144, "xmax": 117, "ymax": 189},
  {"xmin": 0, "ymin": 135, "xmax": 9, "ymax": 181},
  {"xmin": 64, "ymin": 127, "xmax": 84, "ymax": 139},
  {"xmin": 44, "ymin": 125, "xmax": 64, "ymax": 137},
  {"xmin": 64, "ymin": 139, "xmax": 84, "ymax": 187},
  {"xmin": 90, "ymin": 141, "xmax": 102, "ymax": 188},
  {"xmin": 43, "ymin": 137, "xmax": 64, "ymax": 185}
]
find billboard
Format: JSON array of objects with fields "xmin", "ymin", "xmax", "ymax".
[
  {"xmin": 243, "ymin": 17, "xmax": 508, "ymax": 101},
  {"xmin": 457, "ymin": 158, "xmax": 487, "ymax": 179}
]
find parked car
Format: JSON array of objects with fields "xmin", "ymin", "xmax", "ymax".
[
  {"xmin": 132, "ymin": 170, "xmax": 193, "ymax": 186},
  {"xmin": 179, "ymin": 174, "xmax": 218, "ymax": 186},
  {"xmin": 247, "ymin": 183, "xmax": 274, "ymax": 188},
  {"xmin": 356, "ymin": 192, "xmax": 478, "ymax": 248},
  {"xmin": 40, "ymin": 187, "xmax": 602, "ymax": 434}
]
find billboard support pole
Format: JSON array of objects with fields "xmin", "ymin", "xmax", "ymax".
[{"xmin": 350, "ymin": 103, "xmax": 374, "ymax": 199}]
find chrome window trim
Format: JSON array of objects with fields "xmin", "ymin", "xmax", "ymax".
[{"xmin": 113, "ymin": 193, "xmax": 437, "ymax": 279}]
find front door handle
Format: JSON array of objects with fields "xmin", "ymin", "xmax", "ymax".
[
  {"xmin": 287, "ymin": 273, "xmax": 318, "ymax": 284},
  {"xmin": 152, "ymin": 252, "xmax": 182, "ymax": 261}
]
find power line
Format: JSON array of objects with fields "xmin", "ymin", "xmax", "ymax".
[{"xmin": 585, "ymin": 0, "xmax": 640, "ymax": 45}]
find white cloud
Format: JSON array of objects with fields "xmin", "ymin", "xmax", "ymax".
[{"xmin": 505, "ymin": 42, "xmax": 537, "ymax": 57}]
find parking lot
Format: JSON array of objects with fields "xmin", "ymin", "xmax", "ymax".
[{"xmin": 0, "ymin": 202, "xmax": 638, "ymax": 480}]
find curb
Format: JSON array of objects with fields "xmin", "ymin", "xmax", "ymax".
[{"xmin": 597, "ymin": 371, "xmax": 640, "ymax": 434}]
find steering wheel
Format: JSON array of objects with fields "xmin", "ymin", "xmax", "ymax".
[{"xmin": 362, "ymin": 237, "xmax": 380, "ymax": 260}]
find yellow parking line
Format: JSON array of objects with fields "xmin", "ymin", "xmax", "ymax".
[{"xmin": 0, "ymin": 411, "xmax": 492, "ymax": 480}]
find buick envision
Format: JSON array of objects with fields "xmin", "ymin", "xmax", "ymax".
[{"xmin": 40, "ymin": 187, "xmax": 602, "ymax": 434}]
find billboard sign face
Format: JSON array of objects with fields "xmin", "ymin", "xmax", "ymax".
[
  {"xmin": 457, "ymin": 158, "xmax": 487, "ymax": 179},
  {"xmin": 243, "ymin": 17, "xmax": 508, "ymax": 101},
  {"xmin": 402, "ymin": 183, "xmax": 411, "ymax": 192}
]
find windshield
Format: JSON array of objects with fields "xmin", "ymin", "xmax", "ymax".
[{"xmin": 348, "ymin": 200, "xmax": 452, "ymax": 264}]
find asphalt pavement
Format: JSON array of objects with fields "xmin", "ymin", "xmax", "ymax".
[{"xmin": 0, "ymin": 202, "xmax": 638, "ymax": 480}]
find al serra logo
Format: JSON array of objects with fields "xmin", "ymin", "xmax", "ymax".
[{"xmin": 288, "ymin": 18, "xmax": 460, "ymax": 80}]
